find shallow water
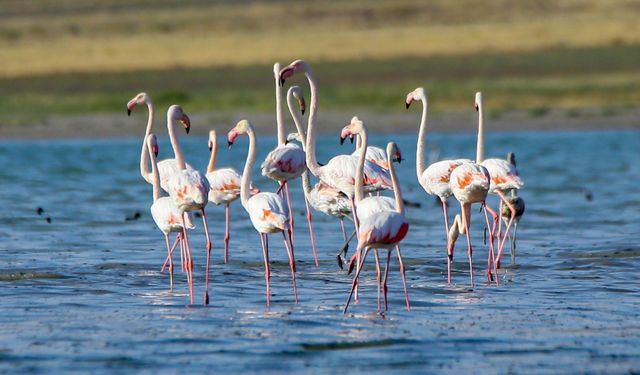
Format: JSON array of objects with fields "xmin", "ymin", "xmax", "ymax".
[{"xmin": 1, "ymin": 129, "xmax": 639, "ymax": 374}]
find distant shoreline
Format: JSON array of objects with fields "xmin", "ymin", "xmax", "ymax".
[{"xmin": 0, "ymin": 108, "xmax": 638, "ymax": 140}]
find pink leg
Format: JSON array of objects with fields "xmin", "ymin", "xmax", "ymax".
[
  {"xmin": 374, "ymin": 249, "xmax": 381, "ymax": 312},
  {"xmin": 284, "ymin": 182, "xmax": 295, "ymax": 247},
  {"xmin": 163, "ymin": 234, "xmax": 175, "ymax": 290},
  {"xmin": 382, "ymin": 250, "xmax": 392, "ymax": 311},
  {"xmin": 304, "ymin": 197, "xmax": 319, "ymax": 267},
  {"xmin": 182, "ymin": 213, "xmax": 195, "ymax": 305},
  {"xmin": 495, "ymin": 190, "xmax": 516, "ymax": 268},
  {"xmin": 483, "ymin": 203, "xmax": 500, "ymax": 286},
  {"xmin": 224, "ymin": 204, "xmax": 230, "ymax": 264},
  {"xmin": 461, "ymin": 204, "xmax": 474, "ymax": 288},
  {"xmin": 161, "ymin": 233, "xmax": 180, "ymax": 273},
  {"xmin": 282, "ymin": 230, "xmax": 298, "ymax": 303},
  {"xmin": 396, "ymin": 245, "xmax": 411, "ymax": 311},
  {"xmin": 441, "ymin": 199, "xmax": 454, "ymax": 284},
  {"xmin": 344, "ymin": 246, "xmax": 371, "ymax": 314},
  {"xmin": 259, "ymin": 233, "xmax": 271, "ymax": 307},
  {"xmin": 340, "ymin": 219, "xmax": 348, "ymax": 242},
  {"xmin": 201, "ymin": 208, "xmax": 212, "ymax": 306},
  {"xmin": 349, "ymin": 196, "xmax": 361, "ymax": 302}
]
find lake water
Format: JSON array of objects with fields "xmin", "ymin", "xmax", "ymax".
[{"xmin": 1, "ymin": 129, "xmax": 639, "ymax": 374}]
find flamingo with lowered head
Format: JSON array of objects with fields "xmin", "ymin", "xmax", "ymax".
[
  {"xmin": 228, "ymin": 119, "xmax": 298, "ymax": 306},
  {"xmin": 163, "ymin": 105, "xmax": 213, "ymax": 305},
  {"xmin": 501, "ymin": 152, "xmax": 526, "ymax": 265},
  {"xmin": 146, "ymin": 133, "xmax": 194, "ymax": 291},
  {"xmin": 341, "ymin": 118, "xmax": 410, "ymax": 313},
  {"xmin": 406, "ymin": 87, "xmax": 471, "ymax": 284}
]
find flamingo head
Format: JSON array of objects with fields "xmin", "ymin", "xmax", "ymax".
[
  {"xmin": 340, "ymin": 116, "xmax": 364, "ymax": 144},
  {"xmin": 405, "ymin": 87, "xmax": 426, "ymax": 109},
  {"xmin": 507, "ymin": 151, "xmax": 516, "ymax": 167},
  {"xmin": 279, "ymin": 59, "xmax": 309, "ymax": 87},
  {"xmin": 169, "ymin": 105, "xmax": 191, "ymax": 134},
  {"xmin": 286, "ymin": 132, "xmax": 303, "ymax": 145},
  {"xmin": 288, "ymin": 85, "xmax": 306, "ymax": 115},
  {"xmin": 127, "ymin": 92, "xmax": 151, "ymax": 116},
  {"xmin": 387, "ymin": 142, "xmax": 403, "ymax": 164},
  {"xmin": 208, "ymin": 130, "xmax": 217, "ymax": 152},
  {"xmin": 227, "ymin": 119, "xmax": 251, "ymax": 148},
  {"xmin": 475, "ymin": 91, "xmax": 483, "ymax": 112},
  {"xmin": 146, "ymin": 133, "xmax": 159, "ymax": 158}
]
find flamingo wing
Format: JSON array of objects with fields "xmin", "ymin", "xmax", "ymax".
[
  {"xmin": 246, "ymin": 192, "xmax": 289, "ymax": 233},
  {"xmin": 261, "ymin": 144, "xmax": 306, "ymax": 181},
  {"xmin": 359, "ymin": 211, "xmax": 409, "ymax": 249},
  {"xmin": 480, "ymin": 158, "xmax": 524, "ymax": 192},
  {"xmin": 206, "ymin": 167, "xmax": 242, "ymax": 205}
]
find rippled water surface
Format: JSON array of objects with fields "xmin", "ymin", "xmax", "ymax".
[{"xmin": 1, "ymin": 129, "xmax": 639, "ymax": 374}]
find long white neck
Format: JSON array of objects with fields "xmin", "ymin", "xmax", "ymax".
[
  {"xmin": 415, "ymin": 95, "xmax": 428, "ymax": 180},
  {"xmin": 275, "ymin": 65, "xmax": 286, "ymax": 146},
  {"xmin": 287, "ymin": 92, "xmax": 307, "ymax": 147},
  {"xmin": 476, "ymin": 99, "xmax": 485, "ymax": 163},
  {"xmin": 148, "ymin": 142, "xmax": 161, "ymax": 202},
  {"xmin": 354, "ymin": 127, "xmax": 367, "ymax": 203},
  {"xmin": 241, "ymin": 127, "xmax": 257, "ymax": 208},
  {"xmin": 167, "ymin": 109, "xmax": 186, "ymax": 170},
  {"xmin": 304, "ymin": 69, "xmax": 322, "ymax": 177},
  {"xmin": 139, "ymin": 100, "xmax": 154, "ymax": 180},
  {"xmin": 206, "ymin": 132, "xmax": 217, "ymax": 173},
  {"xmin": 388, "ymin": 149, "xmax": 405, "ymax": 216}
]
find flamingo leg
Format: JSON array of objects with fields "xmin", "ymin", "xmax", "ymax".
[
  {"xmin": 495, "ymin": 190, "xmax": 516, "ymax": 269},
  {"xmin": 284, "ymin": 181, "xmax": 295, "ymax": 247},
  {"xmin": 382, "ymin": 250, "xmax": 391, "ymax": 311},
  {"xmin": 304, "ymin": 196, "xmax": 319, "ymax": 267},
  {"xmin": 482, "ymin": 203, "xmax": 499, "ymax": 286},
  {"xmin": 282, "ymin": 230, "xmax": 298, "ymax": 303},
  {"xmin": 396, "ymin": 245, "xmax": 411, "ymax": 311},
  {"xmin": 374, "ymin": 249, "xmax": 381, "ymax": 312},
  {"xmin": 163, "ymin": 233, "xmax": 175, "ymax": 290},
  {"xmin": 340, "ymin": 219, "xmax": 348, "ymax": 242},
  {"xmin": 201, "ymin": 208, "xmax": 212, "ymax": 306},
  {"xmin": 344, "ymin": 246, "xmax": 371, "ymax": 314},
  {"xmin": 224, "ymin": 204, "xmax": 230, "ymax": 264},
  {"xmin": 182, "ymin": 213, "xmax": 194, "ymax": 305},
  {"xmin": 337, "ymin": 229, "xmax": 357, "ymax": 269},
  {"xmin": 461, "ymin": 203, "xmax": 474, "ymax": 288},
  {"xmin": 161, "ymin": 233, "xmax": 180, "ymax": 273},
  {"xmin": 441, "ymin": 199, "xmax": 454, "ymax": 283},
  {"xmin": 259, "ymin": 233, "xmax": 271, "ymax": 307}
]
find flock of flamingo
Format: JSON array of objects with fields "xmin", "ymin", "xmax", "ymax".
[{"xmin": 127, "ymin": 59, "xmax": 525, "ymax": 313}]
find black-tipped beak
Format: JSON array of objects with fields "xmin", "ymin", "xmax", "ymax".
[
  {"xmin": 208, "ymin": 145, "xmax": 212, "ymax": 152},
  {"xmin": 398, "ymin": 157, "xmax": 403, "ymax": 164},
  {"xmin": 475, "ymin": 104, "xmax": 479, "ymax": 112},
  {"xmin": 340, "ymin": 136, "xmax": 346, "ymax": 145},
  {"xmin": 301, "ymin": 107, "xmax": 306, "ymax": 116},
  {"xmin": 349, "ymin": 136, "xmax": 354, "ymax": 144},
  {"xmin": 227, "ymin": 141, "xmax": 233, "ymax": 149},
  {"xmin": 279, "ymin": 77, "xmax": 285, "ymax": 87},
  {"xmin": 154, "ymin": 150, "xmax": 159, "ymax": 158},
  {"xmin": 185, "ymin": 126, "xmax": 190, "ymax": 134},
  {"xmin": 127, "ymin": 108, "xmax": 132, "ymax": 116},
  {"xmin": 406, "ymin": 102, "xmax": 411, "ymax": 110}
]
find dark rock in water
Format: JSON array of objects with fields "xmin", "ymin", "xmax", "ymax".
[
  {"xmin": 584, "ymin": 189, "xmax": 594, "ymax": 201},
  {"xmin": 125, "ymin": 211, "xmax": 141, "ymax": 221},
  {"xmin": 403, "ymin": 199, "xmax": 421, "ymax": 208},
  {"xmin": 46, "ymin": 217, "xmax": 51, "ymax": 224},
  {"xmin": 37, "ymin": 207, "xmax": 44, "ymax": 215},
  {"xmin": 194, "ymin": 212, "xmax": 202, "ymax": 219}
]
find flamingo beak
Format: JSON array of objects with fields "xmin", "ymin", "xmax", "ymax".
[
  {"xmin": 406, "ymin": 101, "xmax": 411, "ymax": 109},
  {"xmin": 340, "ymin": 127, "xmax": 351, "ymax": 145},
  {"xmin": 340, "ymin": 136, "xmax": 346, "ymax": 145},
  {"xmin": 126, "ymin": 99, "xmax": 137, "ymax": 116},
  {"xmin": 350, "ymin": 135, "xmax": 354, "ymax": 144},
  {"xmin": 475, "ymin": 104, "xmax": 479, "ymax": 112},
  {"xmin": 180, "ymin": 114, "xmax": 191, "ymax": 134},
  {"xmin": 208, "ymin": 142, "xmax": 213, "ymax": 152},
  {"xmin": 299, "ymin": 97, "xmax": 306, "ymax": 115},
  {"xmin": 279, "ymin": 67, "xmax": 295, "ymax": 87},
  {"xmin": 227, "ymin": 129, "xmax": 238, "ymax": 148}
]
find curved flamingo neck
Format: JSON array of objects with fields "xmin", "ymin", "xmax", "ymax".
[
  {"xmin": 167, "ymin": 109, "xmax": 186, "ymax": 170},
  {"xmin": 304, "ymin": 69, "xmax": 322, "ymax": 177},
  {"xmin": 140, "ymin": 100, "xmax": 155, "ymax": 180},
  {"xmin": 287, "ymin": 91, "xmax": 307, "ymax": 147},
  {"xmin": 148, "ymin": 140, "xmax": 161, "ymax": 202},
  {"xmin": 241, "ymin": 126, "xmax": 257, "ymax": 208},
  {"xmin": 206, "ymin": 131, "xmax": 218, "ymax": 173},
  {"xmin": 275, "ymin": 65, "xmax": 286, "ymax": 146},
  {"xmin": 354, "ymin": 126, "xmax": 367, "ymax": 203},
  {"xmin": 476, "ymin": 99, "xmax": 485, "ymax": 163},
  {"xmin": 387, "ymin": 146, "xmax": 405, "ymax": 215},
  {"xmin": 415, "ymin": 94, "xmax": 428, "ymax": 181}
]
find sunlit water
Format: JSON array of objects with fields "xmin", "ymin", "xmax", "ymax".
[{"xmin": 1, "ymin": 129, "xmax": 639, "ymax": 373}]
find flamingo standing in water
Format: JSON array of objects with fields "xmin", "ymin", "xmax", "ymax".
[
  {"xmin": 261, "ymin": 63, "xmax": 308, "ymax": 258},
  {"xmin": 146, "ymin": 134, "xmax": 194, "ymax": 291},
  {"xmin": 228, "ymin": 119, "xmax": 298, "ymax": 306},
  {"xmin": 474, "ymin": 92, "xmax": 524, "ymax": 271},
  {"xmin": 278, "ymin": 60, "xmax": 392, "ymax": 234},
  {"xmin": 407, "ymin": 87, "xmax": 471, "ymax": 283},
  {"xmin": 205, "ymin": 130, "xmax": 259, "ymax": 264},
  {"xmin": 501, "ymin": 152, "xmax": 526, "ymax": 265},
  {"xmin": 341, "ymin": 119, "xmax": 410, "ymax": 313},
  {"xmin": 163, "ymin": 105, "xmax": 213, "ymax": 305}
]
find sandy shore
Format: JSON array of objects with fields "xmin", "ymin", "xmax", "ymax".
[{"xmin": 0, "ymin": 107, "xmax": 638, "ymax": 139}]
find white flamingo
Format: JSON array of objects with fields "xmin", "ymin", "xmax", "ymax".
[
  {"xmin": 205, "ymin": 129, "xmax": 259, "ymax": 264},
  {"xmin": 407, "ymin": 87, "xmax": 470, "ymax": 283},
  {"xmin": 278, "ymin": 59, "xmax": 392, "ymax": 232},
  {"xmin": 501, "ymin": 152, "xmax": 526, "ymax": 265},
  {"xmin": 228, "ymin": 119, "xmax": 298, "ymax": 306},
  {"xmin": 341, "ymin": 118, "xmax": 410, "ymax": 313},
  {"xmin": 146, "ymin": 133, "xmax": 194, "ymax": 291},
  {"xmin": 163, "ymin": 105, "xmax": 213, "ymax": 305},
  {"xmin": 261, "ymin": 63, "xmax": 307, "ymax": 251}
]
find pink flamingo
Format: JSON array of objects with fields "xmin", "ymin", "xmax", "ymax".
[
  {"xmin": 146, "ymin": 134, "xmax": 194, "ymax": 291},
  {"xmin": 351, "ymin": 137, "xmax": 388, "ymax": 170},
  {"xmin": 406, "ymin": 87, "xmax": 470, "ymax": 283},
  {"xmin": 261, "ymin": 63, "xmax": 308, "ymax": 256},
  {"xmin": 228, "ymin": 119, "xmax": 298, "ymax": 306},
  {"xmin": 278, "ymin": 60, "xmax": 392, "ymax": 234},
  {"xmin": 501, "ymin": 152, "xmax": 526, "ymax": 265},
  {"xmin": 163, "ymin": 105, "xmax": 213, "ymax": 305},
  {"xmin": 205, "ymin": 129, "xmax": 259, "ymax": 264},
  {"xmin": 474, "ymin": 92, "xmax": 524, "ymax": 270},
  {"xmin": 341, "ymin": 119, "xmax": 410, "ymax": 313}
]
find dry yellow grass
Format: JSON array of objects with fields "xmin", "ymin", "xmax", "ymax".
[{"xmin": 1, "ymin": 0, "xmax": 639, "ymax": 78}]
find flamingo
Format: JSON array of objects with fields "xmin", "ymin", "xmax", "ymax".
[
  {"xmin": 501, "ymin": 152, "xmax": 526, "ymax": 265},
  {"xmin": 261, "ymin": 63, "xmax": 307, "ymax": 254},
  {"xmin": 146, "ymin": 133, "xmax": 194, "ymax": 291},
  {"xmin": 341, "ymin": 119, "xmax": 410, "ymax": 313},
  {"xmin": 406, "ymin": 87, "xmax": 471, "ymax": 284},
  {"xmin": 163, "ymin": 105, "xmax": 213, "ymax": 305},
  {"xmin": 126, "ymin": 92, "xmax": 195, "ymax": 188},
  {"xmin": 278, "ymin": 59, "xmax": 392, "ymax": 234},
  {"xmin": 352, "ymin": 137, "xmax": 388, "ymax": 170},
  {"xmin": 205, "ymin": 129, "xmax": 259, "ymax": 264},
  {"xmin": 227, "ymin": 119, "xmax": 298, "ymax": 306},
  {"xmin": 474, "ymin": 92, "xmax": 524, "ymax": 270}
]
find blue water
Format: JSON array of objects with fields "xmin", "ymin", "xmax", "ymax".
[{"xmin": 1, "ymin": 129, "xmax": 639, "ymax": 374}]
